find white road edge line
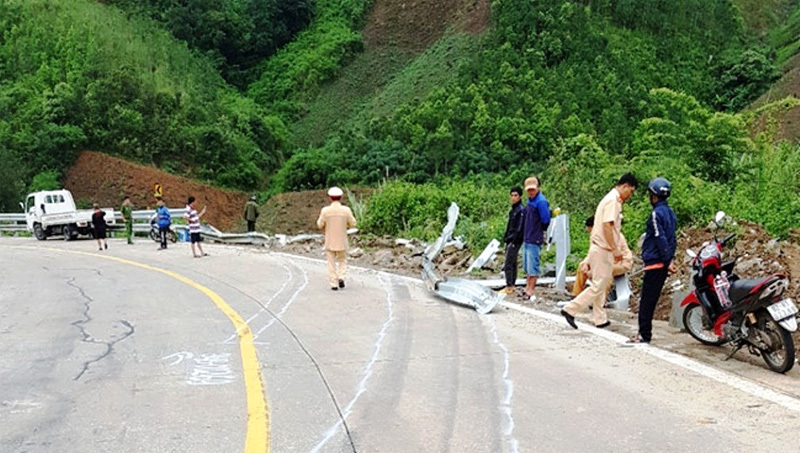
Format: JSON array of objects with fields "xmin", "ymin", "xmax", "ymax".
[
  {"xmin": 502, "ymin": 301, "xmax": 800, "ymax": 413},
  {"xmin": 268, "ymin": 251, "xmax": 800, "ymax": 412}
]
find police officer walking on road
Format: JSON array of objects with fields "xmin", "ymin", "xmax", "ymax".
[{"xmin": 317, "ymin": 187, "xmax": 357, "ymax": 291}]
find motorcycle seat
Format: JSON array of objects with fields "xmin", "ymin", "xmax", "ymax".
[{"xmin": 729, "ymin": 279, "xmax": 764, "ymax": 303}]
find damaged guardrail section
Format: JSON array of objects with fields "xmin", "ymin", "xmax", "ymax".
[{"xmin": 421, "ymin": 203, "xmax": 501, "ymax": 314}]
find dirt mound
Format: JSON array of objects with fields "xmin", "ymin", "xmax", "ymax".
[
  {"xmin": 748, "ymin": 99, "xmax": 800, "ymax": 143},
  {"xmin": 638, "ymin": 221, "xmax": 800, "ymax": 321},
  {"xmin": 363, "ymin": 0, "xmax": 490, "ymax": 51},
  {"xmin": 63, "ymin": 151, "xmax": 248, "ymax": 231},
  {"xmin": 258, "ymin": 188, "xmax": 373, "ymax": 234}
]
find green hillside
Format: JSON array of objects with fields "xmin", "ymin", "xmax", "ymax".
[
  {"xmin": 0, "ymin": 0, "xmax": 286, "ymax": 211},
  {"xmin": 0, "ymin": 0, "xmax": 798, "ymax": 247}
]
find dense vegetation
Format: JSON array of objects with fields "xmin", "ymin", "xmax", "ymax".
[
  {"xmin": 0, "ymin": 0, "xmax": 798, "ymax": 252},
  {"xmin": 104, "ymin": 0, "xmax": 314, "ymax": 88},
  {"xmin": 0, "ymin": 0, "xmax": 286, "ymax": 211}
]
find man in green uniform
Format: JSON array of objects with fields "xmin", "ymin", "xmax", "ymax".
[{"xmin": 121, "ymin": 196, "xmax": 134, "ymax": 244}]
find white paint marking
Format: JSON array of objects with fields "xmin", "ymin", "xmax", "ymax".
[
  {"xmin": 482, "ymin": 314, "xmax": 519, "ymax": 453},
  {"xmin": 502, "ymin": 301, "xmax": 800, "ymax": 413},
  {"xmin": 163, "ymin": 351, "xmax": 235, "ymax": 386},
  {"xmin": 162, "ymin": 351, "xmax": 193, "ymax": 366},
  {"xmin": 252, "ymin": 262, "xmax": 309, "ymax": 341},
  {"xmin": 187, "ymin": 353, "xmax": 235, "ymax": 386},
  {"xmin": 308, "ymin": 274, "xmax": 396, "ymax": 453},
  {"xmin": 222, "ymin": 263, "xmax": 293, "ymax": 344}
]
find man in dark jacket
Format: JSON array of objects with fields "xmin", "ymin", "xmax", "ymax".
[
  {"xmin": 630, "ymin": 177, "xmax": 678, "ymax": 343},
  {"xmin": 500, "ymin": 186, "xmax": 525, "ymax": 296},
  {"xmin": 244, "ymin": 195, "xmax": 259, "ymax": 232}
]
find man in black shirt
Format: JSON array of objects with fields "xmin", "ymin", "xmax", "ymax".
[{"xmin": 501, "ymin": 186, "xmax": 525, "ymax": 296}]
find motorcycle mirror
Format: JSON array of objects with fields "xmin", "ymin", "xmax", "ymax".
[
  {"xmin": 19, "ymin": 201, "xmax": 24, "ymax": 212},
  {"xmin": 714, "ymin": 211, "xmax": 726, "ymax": 225},
  {"xmin": 686, "ymin": 249, "xmax": 697, "ymax": 259}
]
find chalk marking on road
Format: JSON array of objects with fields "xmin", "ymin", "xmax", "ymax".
[
  {"xmin": 309, "ymin": 274, "xmax": 396, "ymax": 453},
  {"xmin": 252, "ymin": 262, "xmax": 308, "ymax": 341},
  {"xmin": 502, "ymin": 301, "xmax": 800, "ymax": 413},
  {"xmin": 482, "ymin": 315, "xmax": 520, "ymax": 453},
  {"xmin": 223, "ymin": 263, "xmax": 293, "ymax": 344},
  {"xmin": 14, "ymin": 247, "xmax": 271, "ymax": 453},
  {"xmin": 276, "ymin": 253, "xmax": 800, "ymax": 413},
  {"xmin": 187, "ymin": 353, "xmax": 236, "ymax": 386},
  {"xmin": 163, "ymin": 352, "xmax": 237, "ymax": 386}
]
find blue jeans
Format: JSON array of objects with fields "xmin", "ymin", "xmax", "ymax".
[{"xmin": 522, "ymin": 243, "xmax": 541, "ymax": 276}]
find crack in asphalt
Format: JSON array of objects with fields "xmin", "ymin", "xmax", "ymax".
[{"xmin": 66, "ymin": 277, "xmax": 135, "ymax": 381}]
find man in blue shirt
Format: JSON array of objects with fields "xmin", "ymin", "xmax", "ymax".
[
  {"xmin": 629, "ymin": 177, "xmax": 677, "ymax": 343},
  {"xmin": 521, "ymin": 176, "xmax": 550, "ymax": 302}
]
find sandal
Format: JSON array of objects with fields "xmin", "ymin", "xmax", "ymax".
[{"xmin": 626, "ymin": 334, "xmax": 650, "ymax": 344}]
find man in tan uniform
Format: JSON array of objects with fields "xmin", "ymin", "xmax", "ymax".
[
  {"xmin": 573, "ymin": 219, "xmax": 633, "ymax": 298},
  {"xmin": 562, "ymin": 173, "xmax": 638, "ymax": 328},
  {"xmin": 317, "ymin": 187, "xmax": 357, "ymax": 290}
]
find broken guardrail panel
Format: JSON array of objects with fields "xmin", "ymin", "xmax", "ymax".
[{"xmin": 421, "ymin": 202, "xmax": 499, "ymax": 314}]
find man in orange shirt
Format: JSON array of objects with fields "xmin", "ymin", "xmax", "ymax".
[
  {"xmin": 317, "ymin": 187, "xmax": 357, "ymax": 290},
  {"xmin": 562, "ymin": 173, "xmax": 638, "ymax": 329}
]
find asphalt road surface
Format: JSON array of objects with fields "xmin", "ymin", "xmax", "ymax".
[{"xmin": 2, "ymin": 237, "xmax": 800, "ymax": 453}]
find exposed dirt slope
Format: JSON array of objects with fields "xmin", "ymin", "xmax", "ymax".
[
  {"xmin": 64, "ymin": 151, "xmax": 248, "ymax": 231},
  {"xmin": 363, "ymin": 0, "xmax": 490, "ymax": 51},
  {"xmin": 257, "ymin": 189, "xmax": 372, "ymax": 234}
]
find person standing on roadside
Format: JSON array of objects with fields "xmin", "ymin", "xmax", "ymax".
[
  {"xmin": 244, "ymin": 195, "xmax": 259, "ymax": 232},
  {"xmin": 91, "ymin": 204, "xmax": 108, "ymax": 251},
  {"xmin": 561, "ymin": 173, "xmax": 638, "ymax": 329},
  {"xmin": 628, "ymin": 178, "xmax": 677, "ymax": 344},
  {"xmin": 184, "ymin": 196, "xmax": 208, "ymax": 258},
  {"xmin": 500, "ymin": 186, "xmax": 525, "ymax": 296},
  {"xmin": 521, "ymin": 176, "xmax": 550, "ymax": 302},
  {"xmin": 317, "ymin": 187, "xmax": 357, "ymax": 291},
  {"xmin": 155, "ymin": 200, "xmax": 171, "ymax": 250},
  {"xmin": 121, "ymin": 196, "xmax": 134, "ymax": 244}
]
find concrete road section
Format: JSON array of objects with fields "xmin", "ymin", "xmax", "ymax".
[{"xmin": 2, "ymin": 237, "xmax": 800, "ymax": 452}]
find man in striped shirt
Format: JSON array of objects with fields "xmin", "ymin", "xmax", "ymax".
[{"xmin": 184, "ymin": 196, "xmax": 208, "ymax": 258}]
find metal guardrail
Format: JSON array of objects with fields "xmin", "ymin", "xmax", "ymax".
[{"xmin": 422, "ymin": 203, "xmax": 502, "ymax": 315}]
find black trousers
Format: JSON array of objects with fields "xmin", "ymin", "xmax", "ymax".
[
  {"xmin": 247, "ymin": 220, "xmax": 256, "ymax": 232},
  {"xmin": 503, "ymin": 242, "xmax": 521, "ymax": 287},
  {"xmin": 159, "ymin": 226, "xmax": 169, "ymax": 249},
  {"xmin": 638, "ymin": 267, "xmax": 669, "ymax": 341}
]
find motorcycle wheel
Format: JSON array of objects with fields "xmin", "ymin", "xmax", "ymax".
[
  {"xmin": 168, "ymin": 230, "xmax": 178, "ymax": 243},
  {"xmin": 683, "ymin": 304, "xmax": 725, "ymax": 346},
  {"xmin": 756, "ymin": 311, "xmax": 795, "ymax": 373},
  {"xmin": 149, "ymin": 228, "xmax": 159, "ymax": 242}
]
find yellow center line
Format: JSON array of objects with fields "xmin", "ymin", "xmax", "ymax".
[{"xmin": 10, "ymin": 246, "xmax": 270, "ymax": 453}]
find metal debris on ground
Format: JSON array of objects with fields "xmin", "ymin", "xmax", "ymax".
[{"xmin": 421, "ymin": 203, "xmax": 501, "ymax": 314}]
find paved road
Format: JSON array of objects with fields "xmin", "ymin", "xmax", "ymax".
[{"xmin": 1, "ymin": 237, "xmax": 799, "ymax": 452}]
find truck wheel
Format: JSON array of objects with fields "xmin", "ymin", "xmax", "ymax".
[
  {"xmin": 62, "ymin": 224, "xmax": 73, "ymax": 241},
  {"xmin": 33, "ymin": 223, "xmax": 47, "ymax": 241}
]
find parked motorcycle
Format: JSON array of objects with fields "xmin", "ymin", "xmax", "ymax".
[
  {"xmin": 681, "ymin": 211, "xmax": 798, "ymax": 373},
  {"xmin": 149, "ymin": 219, "xmax": 178, "ymax": 244}
]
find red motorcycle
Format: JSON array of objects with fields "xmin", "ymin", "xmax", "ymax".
[{"xmin": 681, "ymin": 212, "xmax": 798, "ymax": 373}]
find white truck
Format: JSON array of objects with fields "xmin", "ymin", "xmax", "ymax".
[{"xmin": 24, "ymin": 190, "xmax": 116, "ymax": 240}]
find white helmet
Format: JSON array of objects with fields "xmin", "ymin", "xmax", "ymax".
[{"xmin": 327, "ymin": 186, "xmax": 344, "ymax": 197}]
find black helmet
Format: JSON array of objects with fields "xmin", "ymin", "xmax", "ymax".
[{"xmin": 648, "ymin": 177, "xmax": 671, "ymax": 199}]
